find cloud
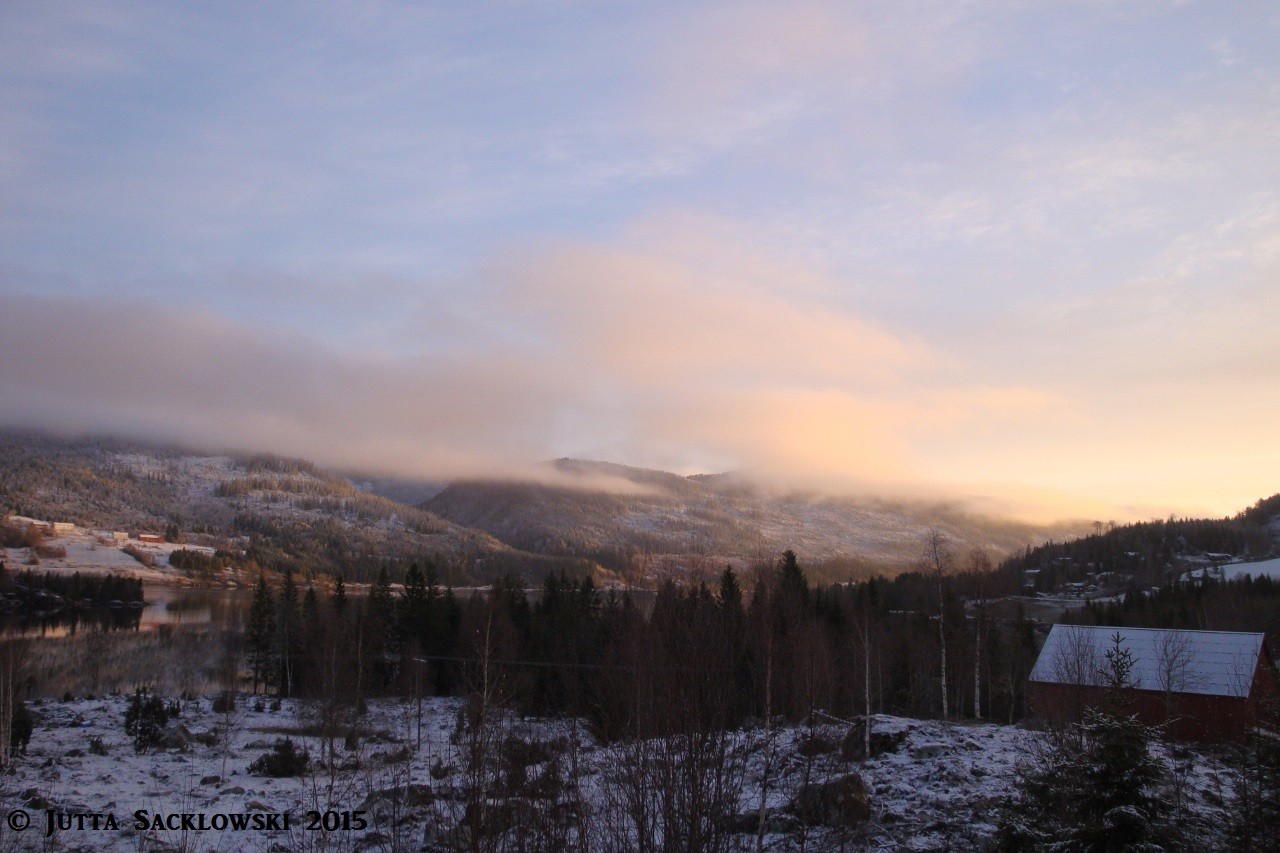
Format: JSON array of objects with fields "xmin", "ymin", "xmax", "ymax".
[
  {"xmin": 647, "ymin": 0, "xmax": 869, "ymax": 122},
  {"xmin": 3, "ymin": 1, "xmax": 1279, "ymax": 522},
  {"xmin": 0, "ymin": 232, "xmax": 1069, "ymax": 502}
]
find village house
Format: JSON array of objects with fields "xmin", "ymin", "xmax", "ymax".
[{"xmin": 1028, "ymin": 624, "xmax": 1278, "ymax": 741}]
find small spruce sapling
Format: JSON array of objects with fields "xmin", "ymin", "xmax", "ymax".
[{"xmin": 123, "ymin": 688, "xmax": 169, "ymax": 753}]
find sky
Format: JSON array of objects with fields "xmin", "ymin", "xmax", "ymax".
[{"xmin": 1, "ymin": 1, "xmax": 1278, "ymax": 521}]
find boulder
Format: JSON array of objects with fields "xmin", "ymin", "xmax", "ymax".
[
  {"xmin": 157, "ymin": 724, "xmax": 193, "ymax": 750},
  {"xmin": 789, "ymin": 773, "xmax": 871, "ymax": 828},
  {"xmin": 910, "ymin": 741, "xmax": 946, "ymax": 759},
  {"xmin": 359, "ymin": 783, "xmax": 434, "ymax": 818},
  {"xmin": 840, "ymin": 720, "xmax": 908, "ymax": 761}
]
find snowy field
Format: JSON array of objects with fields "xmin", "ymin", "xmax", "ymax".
[
  {"xmin": 1179, "ymin": 557, "xmax": 1280, "ymax": 585},
  {"xmin": 2, "ymin": 517, "xmax": 216, "ymax": 584},
  {"xmin": 1222, "ymin": 556, "xmax": 1280, "ymax": 581},
  {"xmin": 0, "ymin": 695, "xmax": 1236, "ymax": 852}
]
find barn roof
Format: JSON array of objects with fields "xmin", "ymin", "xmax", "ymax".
[{"xmin": 1028, "ymin": 625, "xmax": 1265, "ymax": 698}]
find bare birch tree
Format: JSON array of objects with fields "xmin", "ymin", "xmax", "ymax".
[
  {"xmin": 1155, "ymin": 629, "xmax": 1195, "ymax": 727},
  {"xmin": 923, "ymin": 530, "xmax": 954, "ymax": 718}
]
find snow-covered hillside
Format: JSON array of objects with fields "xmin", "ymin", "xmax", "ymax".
[
  {"xmin": 0, "ymin": 695, "xmax": 1236, "ymax": 851},
  {"xmin": 1223, "ymin": 556, "xmax": 1280, "ymax": 580}
]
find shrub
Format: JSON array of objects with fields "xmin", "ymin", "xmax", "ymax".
[
  {"xmin": 9, "ymin": 702, "xmax": 32, "ymax": 755},
  {"xmin": 124, "ymin": 688, "xmax": 169, "ymax": 753},
  {"xmin": 248, "ymin": 738, "xmax": 310, "ymax": 777},
  {"xmin": 996, "ymin": 635, "xmax": 1176, "ymax": 850},
  {"xmin": 1229, "ymin": 710, "xmax": 1280, "ymax": 851},
  {"xmin": 121, "ymin": 544, "xmax": 154, "ymax": 567},
  {"xmin": 0, "ymin": 522, "xmax": 31, "ymax": 548},
  {"xmin": 87, "ymin": 735, "xmax": 108, "ymax": 756}
]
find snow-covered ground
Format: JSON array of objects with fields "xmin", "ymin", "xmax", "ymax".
[
  {"xmin": 1222, "ymin": 556, "xmax": 1280, "ymax": 581},
  {"xmin": 2, "ymin": 517, "xmax": 216, "ymax": 583},
  {"xmin": 0, "ymin": 695, "xmax": 1235, "ymax": 852},
  {"xmin": 1179, "ymin": 556, "xmax": 1280, "ymax": 584}
]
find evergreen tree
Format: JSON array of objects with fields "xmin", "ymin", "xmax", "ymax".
[
  {"xmin": 997, "ymin": 633, "xmax": 1174, "ymax": 851},
  {"xmin": 718, "ymin": 565, "xmax": 743, "ymax": 616},
  {"xmin": 247, "ymin": 574, "xmax": 275, "ymax": 694},
  {"xmin": 399, "ymin": 562, "xmax": 428, "ymax": 653},
  {"xmin": 331, "ymin": 574, "xmax": 347, "ymax": 619},
  {"xmin": 302, "ymin": 585, "xmax": 318, "ymax": 623},
  {"xmin": 362, "ymin": 566, "xmax": 396, "ymax": 690},
  {"xmin": 1229, "ymin": 701, "xmax": 1280, "ymax": 851}
]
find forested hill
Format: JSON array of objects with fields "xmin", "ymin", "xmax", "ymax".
[
  {"xmin": 999, "ymin": 494, "xmax": 1280, "ymax": 591},
  {"xmin": 423, "ymin": 458, "xmax": 1093, "ymax": 580},
  {"xmin": 0, "ymin": 430, "xmax": 588, "ymax": 585}
]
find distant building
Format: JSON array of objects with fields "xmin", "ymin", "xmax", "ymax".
[
  {"xmin": 112, "ymin": 531, "xmax": 129, "ymax": 543},
  {"xmin": 1028, "ymin": 624, "xmax": 1278, "ymax": 741},
  {"xmin": 51, "ymin": 522, "xmax": 76, "ymax": 534},
  {"xmin": 137, "ymin": 533, "xmax": 164, "ymax": 544}
]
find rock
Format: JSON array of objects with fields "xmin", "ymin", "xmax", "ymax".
[
  {"xmin": 841, "ymin": 721, "xmax": 908, "ymax": 760},
  {"xmin": 422, "ymin": 820, "xmax": 458, "ymax": 851},
  {"xmin": 359, "ymin": 783, "xmax": 434, "ymax": 817},
  {"xmin": 246, "ymin": 800, "xmax": 272, "ymax": 811},
  {"xmin": 157, "ymin": 724, "xmax": 192, "ymax": 750},
  {"xmin": 201, "ymin": 775, "xmax": 221, "ymax": 786},
  {"xmin": 222, "ymin": 786, "xmax": 246, "ymax": 795},
  {"xmin": 763, "ymin": 812, "xmax": 801, "ymax": 834},
  {"xmin": 841, "ymin": 723, "xmax": 866, "ymax": 761},
  {"xmin": 64, "ymin": 748, "xmax": 84, "ymax": 758},
  {"xmin": 789, "ymin": 773, "xmax": 871, "ymax": 827},
  {"xmin": 910, "ymin": 742, "xmax": 946, "ymax": 759}
]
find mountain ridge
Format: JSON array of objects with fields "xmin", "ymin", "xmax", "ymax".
[
  {"xmin": 0, "ymin": 429, "xmax": 1094, "ymax": 585},
  {"xmin": 422, "ymin": 457, "xmax": 1096, "ymax": 580}
]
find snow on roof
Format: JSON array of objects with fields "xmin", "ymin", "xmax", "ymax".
[{"xmin": 1029, "ymin": 624, "xmax": 1265, "ymax": 698}]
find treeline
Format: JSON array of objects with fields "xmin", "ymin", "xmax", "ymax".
[
  {"xmin": 167, "ymin": 548, "xmax": 244, "ymax": 576},
  {"xmin": 0, "ymin": 565, "xmax": 144, "ymax": 606},
  {"xmin": 244, "ymin": 550, "xmax": 1041, "ymax": 738},
  {"xmin": 1071, "ymin": 575, "xmax": 1280, "ymax": 634},
  {"xmin": 1000, "ymin": 499, "xmax": 1279, "ymax": 591}
]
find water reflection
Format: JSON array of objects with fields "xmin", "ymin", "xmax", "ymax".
[{"xmin": 0, "ymin": 583, "xmax": 251, "ymax": 638}]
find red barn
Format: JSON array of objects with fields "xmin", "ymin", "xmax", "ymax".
[{"xmin": 1028, "ymin": 624, "xmax": 1278, "ymax": 742}]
